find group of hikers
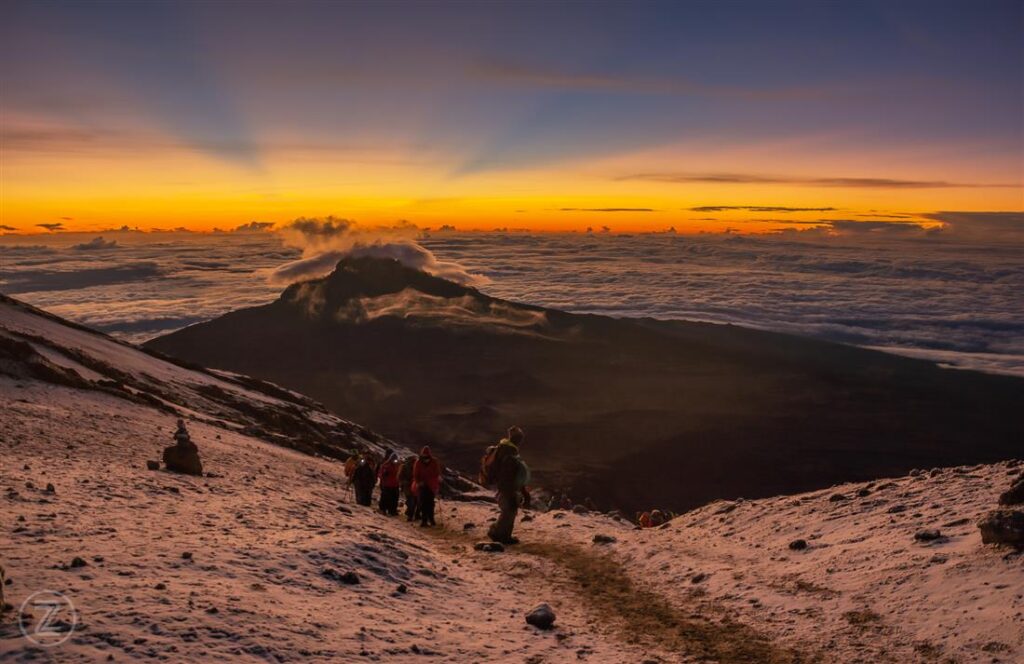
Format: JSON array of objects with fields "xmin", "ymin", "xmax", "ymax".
[{"xmin": 345, "ymin": 425, "xmax": 531, "ymax": 544}]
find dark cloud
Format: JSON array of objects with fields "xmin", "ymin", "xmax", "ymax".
[
  {"xmin": 690, "ymin": 206, "xmax": 837, "ymax": 213},
  {"xmin": 0, "ymin": 262, "xmax": 162, "ymax": 293},
  {"xmin": 923, "ymin": 211, "xmax": 1024, "ymax": 242},
  {"xmin": 0, "ymin": 225, "xmax": 18, "ymax": 231},
  {"xmin": 827, "ymin": 220, "xmax": 932, "ymax": 234},
  {"xmin": 558, "ymin": 208, "xmax": 656, "ymax": 213},
  {"xmin": 233, "ymin": 221, "xmax": 276, "ymax": 233},
  {"xmin": 71, "ymin": 236, "xmax": 118, "ymax": 251},
  {"xmin": 621, "ymin": 173, "xmax": 1011, "ymax": 189},
  {"xmin": 36, "ymin": 222, "xmax": 65, "ymax": 231}
]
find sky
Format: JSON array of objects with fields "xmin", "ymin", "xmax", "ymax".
[{"xmin": 1, "ymin": 0, "xmax": 1021, "ymax": 234}]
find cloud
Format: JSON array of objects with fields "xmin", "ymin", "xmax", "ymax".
[
  {"xmin": 0, "ymin": 225, "xmax": 17, "ymax": 231},
  {"xmin": 826, "ymin": 220, "xmax": 933, "ymax": 235},
  {"xmin": 233, "ymin": 221, "xmax": 276, "ymax": 233},
  {"xmin": 337, "ymin": 289, "xmax": 547, "ymax": 334},
  {"xmin": 558, "ymin": 208, "xmax": 655, "ymax": 213},
  {"xmin": 620, "ymin": 173, "xmax": 1012, "ymax": 189},
  {"xmin": 690, "ymin": 206, "xmax": 837, "ymax": 213},
  {"xmin": 922, "ymin": 211, "xmax": 1024, "ymax": 242},
  {"xmin": 71, "ymin": 236, "xmax": 118, "ymax": 251},
  {"xmin": 269, "ymin": 217, "xmax": 485, "ymax": 287},
  {"xmin": 0, "ymin": 262, "xmax": 162, "ymax": 293},
  {"xmin": 36, "ymin": 222, "xmax": 65, "ymax": 231}
]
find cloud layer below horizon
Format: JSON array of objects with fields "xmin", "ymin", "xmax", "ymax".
[{"xmin": 1, "ymin": 220, "xmax": 1022, "ymax": 376}]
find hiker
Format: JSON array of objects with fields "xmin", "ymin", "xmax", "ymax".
[
  {"xmin": 412, "ymin": 446, "xmax": 441, "ymax": 527},
  {"xmin": 399, "ymin": 455, "xmax": 418, "ymax": 522},
  {"xmin": 352, "ymin": 456, "xmax": 376, "ymax": 507},
  {"xmin": 377, "ymin": 451, "xmax": 401, "ymax": 516},
  {"xmin": 481, "ymin": 425, "xmax": 530, "ymax": 544},
  {"xmin": 162, "ymin": 419, "xmax": 203, "ymax": 476}
]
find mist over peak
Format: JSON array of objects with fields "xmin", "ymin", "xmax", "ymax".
[{"xmin": 269, "ymin": 217, "xmax": 485, "ymax": 287}]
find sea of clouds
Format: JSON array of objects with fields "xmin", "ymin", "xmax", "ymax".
[{"xmin": 1, "ymin": 218, "xmax": 1022, "ymax": 376}]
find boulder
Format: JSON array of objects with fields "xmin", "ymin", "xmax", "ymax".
[
  {"xmin": 998, "ymin": 478, "xmax": 1024, "ymax": 506},
  {"xmin": 914, "ymin": 529, "xmax": 942, "ymax": 542},
  {"xmin": 163, "ymin": 443, "xmax": 203, "ymax": 476},
  {"xmin": 977, "ymin": 510, "xmax": 1024, "ymax": 547},
  {"xmin": 525, "ymin": 603, "xmax": 556, "ymax": 630}
]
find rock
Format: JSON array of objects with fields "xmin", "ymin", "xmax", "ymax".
[
  {"xmin": 336, "ymin": 505, "xmax": 352, "ymax": 515},
  {"xmin": 521, "ymin": 513, "xmax": 534, "ymax": 522},
  {"xmin": 929, "ymin": 554, "xmax": 948, "ymax": 564},
  {"xmin": 691, "ymin": 572, "xmax": 708, "ymax": 584},
  {"xmin": 571, "ymin": 505, "xmax": 588, "ymax": 514},
  {"xmin": 788, "ymin": 539, "xmax": 808, "ymax": 551},
  {"xmin": 154, "ymin": 582, "xmax": 167, "ymax": 590},
  {"xmin": 998, "ymin": 477, "xmax": 1024, "ymax": 506},
  {"xmin": 146, "ymin": 460, "xmax": 160, "ymax": 471},
  {"xmin": 69, "ymin": 556, "xmax": 88, "ymax": 568},
  {"xmin": 592, "ymin": 534, "xmax": 617, "ymax": 544},
  {"xmin": 396, "ymin": 584, "xmax": 407, "ymax": 594},
  {"xmin": 942, "ymin": 517, "xmax": 970, "ymax": 528},
  {"xmin": 828, "ymin": 493, "xmax": 847, "ymax": 502},
  {"xmin": 182, "ymin": 552, "xmax": 193, "ymax": 560},
  {"xmin": 856, "ymin": 488, "xmax": 871, "ymax": 497},
  {"xmin": 888, "ymin": 505, "xmax": 907, "ymax": 514},
  {"xmin": 525, "ymin": 603, "xmax": 556, "ymax": 630},
  {"xmin": 163, "ymin": 440, "xmax": 203, "ymax": 476},
  {"xmin": 322, "ymin": 568, "xmax": 360, "ymax": 584},
  {"xmin": 909, "ymin": 469, "xmax": 923, "ymax": 477},
  {"xmin": 914, "ymin": 529, "xmax": 942, "ymax": 542},
  {"xmin": 977, "ymin": 510, "xmax": 1024, "ymax": 547},
  {"xmin": 44, "ymin": 483, "xmax": 55, "ymax": 494},
  {"xmin": 474, "ymin": 541, "xmax": 505, "ymax": 553},
  {"xmin": 463, "ymin": 522, "xmax": 476, "ymax": 530}
]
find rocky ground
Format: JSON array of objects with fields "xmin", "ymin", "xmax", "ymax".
[{"xmin": 2, "ymin": 296, "xmax": 1022, "ymax": 663}]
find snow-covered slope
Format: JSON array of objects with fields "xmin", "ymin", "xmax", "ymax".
[{"xmin": 2, "ymin": 295, "xmax": 1021, "ymax": 663}]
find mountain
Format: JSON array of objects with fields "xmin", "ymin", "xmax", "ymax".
[
  {"xmin": 2, "ymin": 294, "xmax": 1021, "ymax": 662},
  {"xmin": 147, "ymin": 256, "xmax": 1024, "ymax": 513}
]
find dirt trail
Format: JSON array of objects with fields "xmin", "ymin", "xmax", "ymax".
[{"xmin": 422, "ymin": 517, "xmax": 815, "ymax": 663}]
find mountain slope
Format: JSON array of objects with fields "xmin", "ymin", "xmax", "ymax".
[
  {"xmin": 148, "ymin": 257, "xmax": 1024, "ymax": 513},
  {"xmin": 1, "ymin": 298, "xmax": 1020, "ymax": 662}
]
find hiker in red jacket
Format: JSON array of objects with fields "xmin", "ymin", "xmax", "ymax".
[
  {"xmin": 412, "ymin": 446, "xmax": 441, "ymax": 527},
  {"xmin": 377, "ymin": 451, "xmax": 401, "ymax": 516}
]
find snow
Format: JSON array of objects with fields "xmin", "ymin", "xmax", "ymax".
[{"xmin": 2, "ymin": 295, "xmax": 1021, "ymax": 663}]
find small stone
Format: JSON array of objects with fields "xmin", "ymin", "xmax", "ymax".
[
  {"xmin": 463, "ymin": 522, "xmax": 476, "ymax": 530},
  {"xmin": 182, "ymin": 552, "xmax": 193, "ymax": 560},
  {"xmin": 525, "ymin": 603, "xmax": 556, "ymax": 630},
  {"xmin": 929, "ymin": 554, "xmax": 948, "ymax": 564},
  {"xmin": 691, "ymin": 572, "xmax": 708, "ymax": 584},
  {"xmin": 592, "ymin": 534, "xmax": 617, "ymax": 544},
  {"xmin": 154, "ymin": 582, "xmax": 167, "ymax": 590},
  {"xmin": 69, "ymin": 556, "xmax": 88, "ymax": 568},
  {"xmin": 44, "ymin": 483, "xmax": 55, "ymax": 494},
  {"xmin": 914, "ymin": 529, "xmax": 942, "ymax": 542},
  {"xmin": 828, "ymin": 493, "xmax": 847, "ymax": 502},
  {"xmin": 888, "ymin": 505, "xmax": 907, "ymax": 514},
  {"xmin": 474, "ymin": 541, "xmax": 505, "ymax": 553},
  {"xmin": 571, "ymin": 505, "xmax": 588, "ymax": 514},
  {"xmin": 396, "ymin": 584, "xmax": 407, "ymax": 594},
  {"xmin": 521, "ymin": 513, "xmax": 534, "ymax": 522},
  {"xmin": 788, "ymin": 539, "xmax": 808, "ymax": 551},
  {"xmin": 146, "ymin": 460, "xmax": 160, "ymax": 471},
  {"xmin": 856, "ymin": 488, "xmax": 871, "ymax": 497}
]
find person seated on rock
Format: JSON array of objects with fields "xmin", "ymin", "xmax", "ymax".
[
  {"xmin": 412, "ymin": 446, "xmax": 442, "ymax": 527},
  {"xmin": 377, "ymin": 451, "xmax": 401, "ymax": 516},
  {"xmin": 352, "ymin": 456, "xmax": 376, "ymax": 507},
  {"xmin": 162, "ymin": 419, "xmax": 203, "ymax": 476},
  {"xmin": 649, "ymin": 509, "xmax": 666, "ymax": 527}
]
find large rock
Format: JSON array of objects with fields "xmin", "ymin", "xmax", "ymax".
[
  {"xmin": 163, "ymin": 443, "xmax": 203, "ymax": 476},
  {"xmin": 977, "ymin": 510, "xmax": 1024, "ymax": 547},
  {"xmin": 525, "ymin": 603, "xmax": 556, "ymax": 630},
  {"xmin": 998, "ymin": 477, "xmax": 1024, "ymax": 506}
]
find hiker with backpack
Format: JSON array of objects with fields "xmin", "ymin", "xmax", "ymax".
[
  {"xmin": 412, "ymin": 446, "xmax": 442, "ymax": 527},
  {"xmin": 480, "ymin": 425, "xmax": 530, "ymax": 545},
  {"xmin": 351, "ymin": 455, "xmax": 376, "ymax": 507},
  {"xmin": 377, "ymin": 451, "xmax": 401, "ymax": 516},
  {"xmin": 399, "ymin": 454, "xmax": 418, "ymax": 522}
]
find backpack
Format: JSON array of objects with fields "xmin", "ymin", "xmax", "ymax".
[
  {"xmin": 514, "ymin": 457, "xmax": 530, "ymax": 490},
  {"xmin": 479, "ymin": 445, "xmax": 500, "ymax": 486}
]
